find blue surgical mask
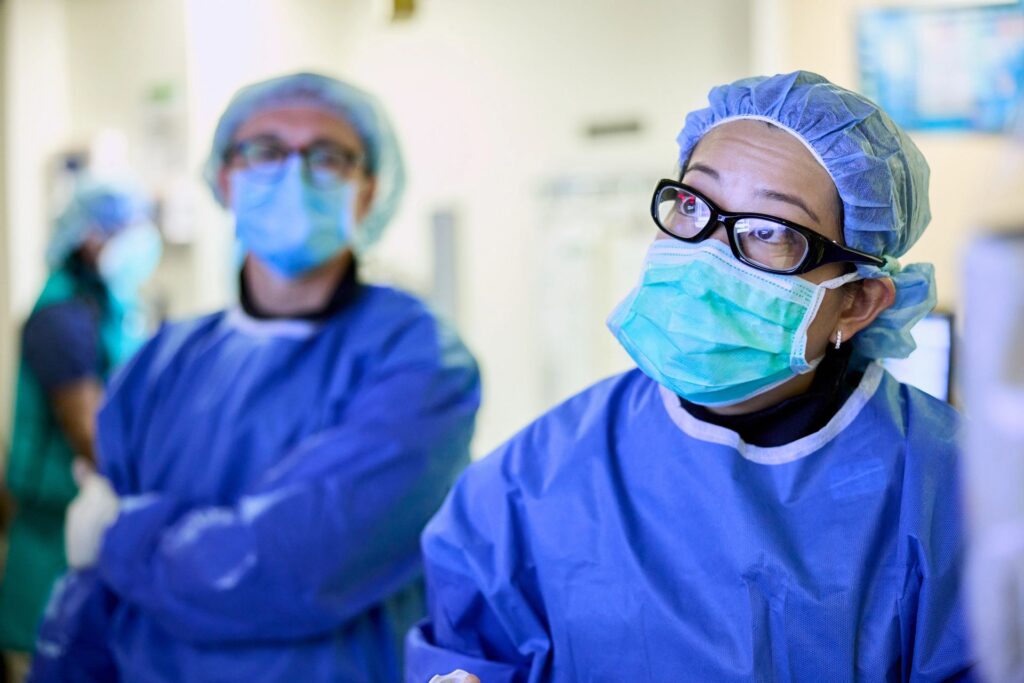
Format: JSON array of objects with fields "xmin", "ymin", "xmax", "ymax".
[
  {"xmin": 607, "ymin": 239, "xmax": 860, "ymax": 406},
  {"xmin": 231, "ymin": 155, "xmax": 357, "ymax": 278},
  {"xmin": 97, "ymin": 222, "xmax": 163, "ymax": 302}
]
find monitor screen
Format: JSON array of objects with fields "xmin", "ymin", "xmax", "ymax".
[
  {"xmin": 858, "ymin": 4, "xmax": 1024, "ymax": 132},
  {"xmin": 882, "ymin": 313, "xmax": 954, "ymax": 402}
]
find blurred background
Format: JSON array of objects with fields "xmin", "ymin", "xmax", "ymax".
[{"xmin": 0, "ymin": 0, "xmax": 1021, "ymax": 458}]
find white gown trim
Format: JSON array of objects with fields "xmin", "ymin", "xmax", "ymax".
[
  {"xmin": 658, "ymin": 362, "xmax": 885, "ymax": 465},
  {"xmin": 224, "ymin": 306, "xmax": 321, "ymax": 339}
]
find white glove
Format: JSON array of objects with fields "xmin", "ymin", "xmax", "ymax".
[
  {"xmin": 65, "ymin": 470, "xmax": 120, "ymax": 568},
  {"xmin": 429, "ymin": 671, "xmax": 479, "ymax": 683}
]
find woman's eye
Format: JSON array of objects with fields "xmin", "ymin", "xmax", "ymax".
[{"xmin": 751, "ymin": 225, "xmax": 793, "ymax": 244}]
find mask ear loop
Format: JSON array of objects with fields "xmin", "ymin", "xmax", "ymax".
[
  {"xmin": 824, "ymin": 269, "xmax": 863, "ymax": 354},
  {"xmin": 792, "ymin": 270, "xmax": 862, "ymax": 372}
]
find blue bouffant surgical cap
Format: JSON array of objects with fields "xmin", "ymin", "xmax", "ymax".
[
  {"xmin": 46, "ymin": 176, "xmax": 152, "ymax": 270},
  {"xmin": 677, "ymin": 70, "xmax": 936, "ymax": 360},
  {"xmin": 203, "ymin": 71, "xmax": 405, "ymax": 252}
]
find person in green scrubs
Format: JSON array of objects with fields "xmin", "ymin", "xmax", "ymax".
[{"xmin": 0, "ymin": 177, "xmax": 161, "ymax": 677}]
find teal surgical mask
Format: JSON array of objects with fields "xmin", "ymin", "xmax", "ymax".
[
  {"xmin": 607, "ymin": 239, "xmax": 860, "ymax": 407},
  {"xmin": 231, "ymin": 155, "xmax": 357, "ymax": 278},
  {"xmin": 97, "ymin": 222, "xmax": 163, "ymax": 302}
]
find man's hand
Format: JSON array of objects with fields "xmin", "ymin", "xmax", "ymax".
[{"xmin": 65, "ymin": 470, "xmax": 120, "ymax": 568}]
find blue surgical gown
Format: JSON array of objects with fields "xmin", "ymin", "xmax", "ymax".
[
  {"xmin": 405, "ymin": 364, "xmax": 973, "ymax": 682},
  {"xmin": 31, "ymin": 285, "xmax": 481, "ymax": 682}
]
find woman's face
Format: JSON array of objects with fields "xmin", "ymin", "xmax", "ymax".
[
  {"xmin": 678, "ymin": 119, "xmax": 844, "ymax": 278},
  {"xmin": 674, "ymin": 119, "xmax": 855, "ymax": 412}
]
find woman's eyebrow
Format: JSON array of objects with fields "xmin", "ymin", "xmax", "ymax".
[
  {"xmin": 686, "ymin": 162, "xmax": 719, "ymax": 180},
  {"xmin": 686, "ymin": 162, "xmax": 822, "ymax": 225},
  {"xmin": 756, "ymin": 188, "xmax": 820, "ymax": 224}
]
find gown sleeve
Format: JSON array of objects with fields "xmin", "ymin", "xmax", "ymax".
[
  {"xmin": 404, "ymin": 450, "xmax": 551, "ymax": 683},
  {"xmin": 92, "ymin": 312, "xmax": 481, "ymax": 644},
  {"xmin": 28, "ymin": 329, "xmax": 167, "ymax": 683},
  {"xmin": 29, "ymin": 570, "xmax": 121, "ymax": 683},
  {"xmin": 898, "ymin": 395, "xmax": 976, "ymax": 682}
]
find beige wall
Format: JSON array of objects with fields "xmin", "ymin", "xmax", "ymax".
[
  {"xmin": 0, "ymin": 0, "xmax": 9, "ymax": 447},
  {"xmin": 1, "ymin": 0, "xmax": 72, "ymax": 454},
  {"xmin": 2, "ymin": 0, "xmax": 70, "ymax": 320},
  {"xmin": 775, "ymin": 0, "xmax": 1024, "ymax": 312},
  {"xmin": 65, "ymin": 0, "xmax": 187, "ymax": 145}
]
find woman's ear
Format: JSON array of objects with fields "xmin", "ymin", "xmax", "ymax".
[{"xmin": 832, "ymin": 277, "xmax": 896, "ymax": 346}]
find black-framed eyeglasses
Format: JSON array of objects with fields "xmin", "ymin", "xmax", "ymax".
[
  {"xmin": 651, "ymin": 179, "xmax": 885, "ymax": 275},
  {"xmin": 225, "ymin": 135, "xmax": 365, "ymax": 189}
]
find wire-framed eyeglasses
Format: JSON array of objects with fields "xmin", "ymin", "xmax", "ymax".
[{"xmin": 226, "ymin": 135, "xmax": 366, "ymax": 189}]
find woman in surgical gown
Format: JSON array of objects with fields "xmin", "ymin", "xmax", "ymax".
[
  {"xmin": 30, "ymin": 73, "xmax": 481, "ymax": 683},
  {"xmin": 406, "ymin": 72, "xmax": 972, "ymax": 682}
]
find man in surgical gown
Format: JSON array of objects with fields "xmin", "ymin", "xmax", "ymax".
[
  {"xmin": 406, "ymin": 72, "xmax": 973, "ymax": 681},
  {"xmin": 29, "ymin": 72, "xmax": 481, "ymax": 683}
]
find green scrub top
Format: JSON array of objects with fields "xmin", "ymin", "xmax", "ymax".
[{"xmin": 0, "ymin": 264, "xmax": 147, "ymax": 652}]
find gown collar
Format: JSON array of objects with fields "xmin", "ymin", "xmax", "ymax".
[
  {"xmin": 238, "ymin": 257, "xmax": 361, "ymax": 322},
  {"xmin": 678, "ymin": 345, "xmax": 856, "ymax": 448},
  {"xmin": 225, "ymin": 259, "xmax": 362, "ymax": 339},
  {"xmin": 658, "ymin": 362, "xmax": 886, "ymax": 465},
  {"xmin": 223, "ymin": 307, "xmax": 322, "ymax": 339}
]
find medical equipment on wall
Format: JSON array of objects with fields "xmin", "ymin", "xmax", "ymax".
[
  {"xmin": 882, "ymin": 312, "xmax": 955, "ymax": 402},
  {"xmin": 535, "ymin": 172, "xmax": 659, "ymax": 406}
]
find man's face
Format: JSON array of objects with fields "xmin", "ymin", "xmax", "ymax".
[{"xmin": 218, "ymin": 106, "xmax": 376, "ymax": 221}]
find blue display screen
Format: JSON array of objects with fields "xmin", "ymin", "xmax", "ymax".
[{"xmin": 859, "ymin": 3, "xmax": 1024, "ymax": 132}]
